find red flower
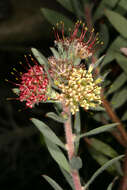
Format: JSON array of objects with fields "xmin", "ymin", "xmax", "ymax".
[
  {"xmin": 18, "ymin": 64, "xmax": 49, "ymax": 108},
  {"xmin": 54, "ymin": 21, "xmax": 103, "ymax": 59}
]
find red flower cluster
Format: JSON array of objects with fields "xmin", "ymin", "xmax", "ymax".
[{"xmin": 19, "ymin": 65, "xmax": 49, "ymax": 108}]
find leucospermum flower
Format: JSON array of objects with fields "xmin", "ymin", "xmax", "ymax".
[
  {"xmin": 55, "ymin": 65, "xmax": 102, "ymax": 114},
  {"xmin": 19, "ymin": 65, "xmax": 49, "ymax": 108},
  {"xmin": 47, "ymin": 21, "xmax": 103, "ymax": 114},
  {"xmin": 8, "ymin": 56, "xmax": 49, "ymax": 108},
  {"xmin": 53, "ymin": 20, "xmax": 103, "ymax": 60}
]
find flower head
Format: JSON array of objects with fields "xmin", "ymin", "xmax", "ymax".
[
  {"xmin": 19, "ymin": 65, "xmax": 49, "ymax": 108},
  {"xmin": 48, "ymin": 56, "xmax": 73, "ymax": 83},
  {"xmin": 53, "ymin": 21, "xmax": 103, "ymax": 59},
  {"xmin": 10, "ymin": 56, "xmax": 49, "ymax": 108},
  {"xmin": 55, "ymin": 65, "xmax": 102, "ymax": 114}
]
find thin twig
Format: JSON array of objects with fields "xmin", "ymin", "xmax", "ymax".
[{"xmin": 102, "ymin": 97, "xmax": 127, "ymax": 147}]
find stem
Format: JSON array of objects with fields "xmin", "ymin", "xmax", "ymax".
[
  {"xmin": 102, "ymin": 97, "xmax": 127, "ymax": 147},
  {"xmin": 62, "ymin": 104, "xmax": 82, "ymax": 190}
]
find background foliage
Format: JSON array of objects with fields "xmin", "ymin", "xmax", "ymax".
[{"xmin": 0, "ymin": 0, "xmax": 127, "ymax": 189}]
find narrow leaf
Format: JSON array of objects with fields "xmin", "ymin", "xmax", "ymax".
[
  {"xmin": 107, "ymin": 72, "xmax": 127, "ymax": 95},
  {"xmin": 43, "ymin": 175, "xmax": 64, "ymax": 190},
  {"xmin": 89, "ymin": 148, "xmax": 122, "ymax": 176},
  {"xmin": 41, "ymin": 8, "xmax": 74, "ymax": 30},
  {"xmin": 31, "ymin": 48, "xmax": 48, "ymax": 66},
  {"xmin": 31, "ymin": 118, "xmax": 65, "ymax": 149},
  {"xmin": 115, "ymin": 0, "xmax": 127, "ymax": 15},
  {"xmin": 116, "ymin": 54, "xmax": 127, "ymax": 74},
  {"xmin": 94, "ymin": 55, "xmax": 105, "ymax": 69},
  {"xmin": 74, "ymin": 111, "xmax": 81, "ymax": 134},
  {"xmin": 76, "ymin": 123, "xmax": 118, "ymax": 140},
  {"xmin": 90, "ymin": 138, "xmax": 118, "ymax": 158},
  {"xmin": 90, "ymin": 106, "xmax": 105, "ymax": 111},
  {"xmin": 111, "ymin": 88, "xmax": 127, "ymax": 109},
  {"xmin": 122, "ymin": 111, "xmax": 127, "ymax": 121},
  {"xmin": 45, "ymin": 137, "xmax": 70, "ymax": 173},
  {"xmin": 98, "ymin": 24, "xmax": 109, "ymax": 54},
  {"xmin": 74, "ymin": 111, "xmax": 81, "ymax": 154},
  {"xmin": 107, "ymin": 177, "xmax": 118, "ymax": 190},
  {"xmin": 101, "ymin": 36, "xmax": 127, "ymax": 68},
  {"xmin": 46, "ymin": 112, "xmax": 66, "ymax": 123},
  {"xmin": 84, "ymin": 155, "xmax": 124, "ymax": 189},
  {"xmin": 60, "ymin": 167, "xmax": 75, "ymax": 190},
  {"xmin": 105, "ymin": 9, "xmax": 127, "ymax": 38},
  {"xmin": 31, "ymin": 48, "xmax": 52, "ymax": 83},
  {"xmin": 94, "ymin": 0, "xmax": 119, "ymax": 21},
  {"xmin": 56, "ymin": 0, "xmax": 73, "ymax": 12},
  {"xmin": 50, "ymin": 47, "xmax": 60, "ymax": 59}
]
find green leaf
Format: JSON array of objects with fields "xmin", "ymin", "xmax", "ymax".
[
  {"xmin": 107, "ymin": 177, "xmax": 118, "ymax": 190},
  {"xmin": 101, "ymin": 36, "xmax": 127, "ymax": 68},
  {"xmin": 45, "ymin": 137, "xmax": 70, "ymax": 173},
  {"xmin": 116, "ymin": 54, "xmax": 127, "ymax": 74},
  {"xmin": 74, "ymin": 111, "xmax": 81, "ymax": 154},
  {"xmin": 90, "ymin": 138, "xmax": 118, "ymax": 158},
  {"xmin": 122, "ymin": 111, "xmax": 127, "ymax": 121},
  {"xmin": 105, "ymin": 9, "xmax": 127, "ymax": 38},
  {"xmin": 74, "ymin": 111, "xmax": 81, "ymax": 134},
  {"xmin": 89, "ymin": 106, "xmax": 105, "ymax": 111},
  {"xmin": 115, "ymin": 0, "xmax": 127, "ymax": 15},
  {"xmin": 41, "ymin": 8, "xmax": 74, "ymax": 30},
  {"xmin": 31, "ymin": 48, "xmax": 53, "ymax": 84},
  {"xmin": 31, "ymin": 48, "xmax": 48, "ymax": 66},
  {"xmin": 84, "ymin": 155, "xmax": 124, "ymax": 189},
  {"xmin": 71, "ymin": 0, "xmax": 83, "ymax": 18},
  {"xmin": 107, "ymin": 72, "xmax": 127, "ymax": 95},
  {"xmin": 60, "ymin": 167, "xmax": 75, "ymax": 190},
  {"xmin": 50, "ymin": 47, "xmax": 60, "ymax": 59},
  {"xmin": 98, "ymin": 24, "xmax": 109, "ymax": 54},
  {"xmin": 70, "ymin": 156, "xmax": 82, "ymax": 170},
  {"xmin": 56, "ymin": 0, "xmax": 73, "ymax": 12},
  {"xmin": 31, "ymin": 118, "xmax": 65, "ymax": 149},
  {"xmin": 89, "ymin": 148, "xmax": 122, "ymax": 176},
  {"xmin": 43, "ymin": 175, "xmax": 64, "ymax": 190},
  {"xmin": 94, "ymin": 0, "xmax": 119, "ymax": 21},
  {"xmin": 111, "ymin": 88, "xmax": 127, "ymax": 109},
  {"xmin": 94, "ymin": 55, "xmax": 105, "ymax": 69},
  {"xmin": 46, "ymin": 112, "xmax": 66, "ymax": 123},
  {"xmin": 76, "ymin": 123, "xmax": 118, "ymax": 140},
  {"xmin": 93, "ymin": 112, "xmax": 110, "ymax": 122}
]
